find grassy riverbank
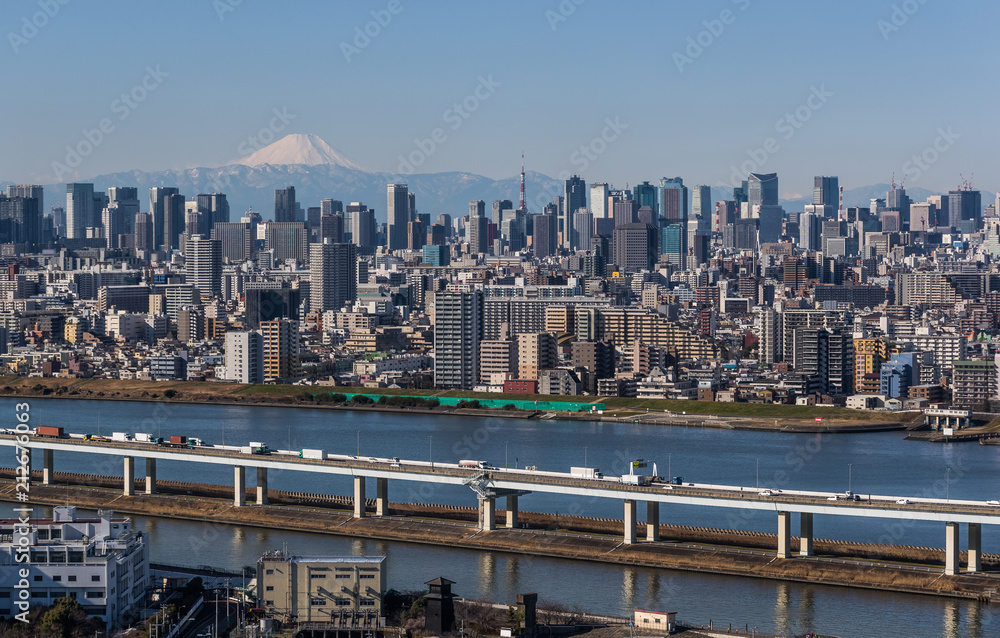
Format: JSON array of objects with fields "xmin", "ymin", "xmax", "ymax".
[{"xmin": 0, "ymin": 377, "xmax": 913, "ymax": 429}]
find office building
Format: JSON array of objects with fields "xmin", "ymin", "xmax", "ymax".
[
  {"xmin": 319, "ymin": 213, "xmax": 345, "ymax": 244},
  {"xmin": 245, "ymin": 287, "xmax": 301, "ymax": 329},
  {"xmin": 211, "ymin": 222, "xmax": 254, "ymax": 263},
  {"xmin": 0, "ymin": 506, "xmax": 149, "ymax": 628},
  {"xmin": 0, "ymin": 194, "xmax": 40, "ymax": 246},
  {"xmin": 691, "ymin": 184, "xmax": 712, "ymax": 220},
  {"xmin": 572, "ymin": 210, "xmax": 593, "ymax": 250},
  {"xmin": 660, "ymin": 223, "xmax": 686, "ymax": 271},
  {"xmin": 492, "ymin": 199, "xmax": 513, "ymax": 225},
  {"xmin": 66, "ymin": 183, "xmax": 95, "ymax": 239},
  {"xmin": 422, "ymin": 244, "xmax": 450, "ymax": 267},
  {"xmin": 185, "ymin": 235, "xmax": 222, "ymax": 299},
  {"xmin": 264, "ymin": 222, "xmax": 308, "ymax": 264},
  {"xmin": 310, "ymin": 241, "xmax": 357, "ymax": 313},
  {"xmin": 6, "ymin": 185, "xmax": 43, "ymax": 220},
  {"xmin": 590, "ymin": 183, "xmax": 609, "ymax": 219},
  {"xmin": 532, "ymin": 213, "xmax": 556, "ymax": 258},
  {"xmin": 349, "ymin": 203, "xmax": 376, "ymax": 254},
  {"xmin": 633, "ymin": 181, "xmax": 658, "ymax": 215},
  {"xmin": 563, "ymin": 175, "xmax": 586, "ymax": 249},
  {"xmin": 196, "ymin": 193, "xmax": 230, "ymax": 230},
  {"xmin": 222, "ymin": 330, "xmax": 264, "ymax": 384},
  {"xmin": 660, "ymin": 177, "xmax": 687, "ymax": 224},
  {"xmin": 134, "ymin": 213, "xmax": 153, "ymax": 253},
  {"xmin": 387, "ymin": 184, "xmax": 410, "ymax": 251},
  {"xmin": 813, "ymin": 176, "xmax": 839, "ymax": 207},
  {"xmin": 257, "ymin": 552, "xmax": 385, "ymax": 625},
  {"xmin": 162, "ymin": 192, "xmax": 185, "ymax": 252},
  {"xmin": 748, "ymin": 172, "xmax": 778, "ymax": 208},
  {"xmin": 948, "ymin": 190, "xmax": 982, "ymax": 232},
  {"xmin": 612, "ymin": 223, "xmax": 658, "ymax": 273},
  {"xmin": 433, "ymin": 290, "xmax": 484, "ymax": 389},
  {"xmin": 149, "ymin": 187, "xmax": 179, "ymax": 250},
  {"xmin": 274, "ymin": 186, "xmax": 297, "ymax": 223}
]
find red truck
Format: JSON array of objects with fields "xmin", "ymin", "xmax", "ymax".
[
  {"xmin": 37, "ymin": 426, "xmax": 64, "ymax": 438},
  {"xmin": 169, "ymin": 435, "xmax": 187, "ymax": 445}
]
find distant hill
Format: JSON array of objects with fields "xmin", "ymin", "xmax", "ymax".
[{"xmin": 14, "ymin": 134, "xmax": 997, "ymax": 220}]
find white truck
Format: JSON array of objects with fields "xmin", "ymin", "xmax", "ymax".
[
  {"xmin": 134, "ymin": 433, "xmax": 153, "ymax": 443},
  {"xmin": 111, "ymin": 432, "xmax": 131, "ymax": 442},
  {"xmin": 620, "ymin": 459, "xmax": 657, "ymax": 486},
  {"xmin": 570, "ymin": 467, "xmax": 603, "ymax": 479},
  {"xmin": 300, "ymin": 449, "xmax": 326, "ymax": 460}
]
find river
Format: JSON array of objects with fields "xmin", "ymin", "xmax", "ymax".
[{"xmin": 3, "ymin": 398, "xmax": 999, "ymax": 637}]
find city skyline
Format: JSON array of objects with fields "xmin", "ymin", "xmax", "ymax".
[{"xmin": 1, "ymin": 1, "xmax": 997, "ymax": 195}]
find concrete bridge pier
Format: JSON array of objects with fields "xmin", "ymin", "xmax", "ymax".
[
  {"xmin": 646, "ymin": 502, "xmax": 660, "ymax": 541},
  {"xmin": 256, "ymin": 467, "xmax": 268, "ymax": 505},
  {"xmin": 968, "ymin": 523, "xmax": 981, "ymax": 573},
  {"xmin": 945, "ymin": 522, "xmax": 959, "ymax": 575},
  {"xmin": 353, "ymin": 476, "xmax": 366, "ymax": 518},
  {"xmin": 777, "ymin": 511, "xmax": 791, "ymax": 558},
  {"xmin": 234, "ymin": 466, "xmax": 246, "ymax": 507},
  {"xmin": 42, "ymin": 449, "xmax": 53, "ymax": 485},
  {"xmin": 123, "ymin": 457, "xmax": 135, "ymax": 496},
  {"xmin": 479, "ymin": 496, "xmax": 496, "ymax": 530},
  {"xmin": 506, "ymin": 495, "xmax": 518, "ymax": 528},
  {"xmin": 376, "ymin": 478, "xmax": 388, "ymax": 516},
  {"xmin": 799, "ymin": 512, "xmax": 814, "ymax": 556},
  {"xmin": 145, "ymin": 458, "xmax": 157, "ymax": 494},
  {"xmin": 624, "ymin": 499, "xmax": 637, "ymax": 544}
]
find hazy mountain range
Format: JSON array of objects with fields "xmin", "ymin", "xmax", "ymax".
[{"xmin": 6, "ymin": 134, "xmax": 995, "ymax": 222}]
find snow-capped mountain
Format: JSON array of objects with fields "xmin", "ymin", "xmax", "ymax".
[{"xmin": 232, "ymin": 133, "xmax": 366, "ymax": 171}]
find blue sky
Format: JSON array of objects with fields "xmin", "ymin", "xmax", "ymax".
[{"xmin": 3, "ymin": 0, "xmax": 998, "ymax": 197}]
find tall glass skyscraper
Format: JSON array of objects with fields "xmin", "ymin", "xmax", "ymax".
[
  {"xmin": 563, "ymin": 175, "xmax": 586, "ymax": 250},
  {"xmin": 386, "ymin": 183, "xmax": 410, "ymax": 252},
  {"xmin": 633, "ymin": 181, "xmax": 658, "ymax": 215},
  {"xmin": 66, "ymin": 183, "xmax": 95, "ymax": 239},
  {"xmin": 748, "ymin": 173, "xmax": 778, "ymax": 208},
  {"xmin": 813, "ymin": 176, "xmax": 839, "ymax": 207},
  {"xmin": 660, "ymin": 177, "xmax": 688, "ymax": 224}
]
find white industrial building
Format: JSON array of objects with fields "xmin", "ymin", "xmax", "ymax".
[{"xmin": 0, "ymin": 507, "xmax": 149, "ymax": 628}]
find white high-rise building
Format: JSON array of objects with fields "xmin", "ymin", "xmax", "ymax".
[
  {"xmin": 222, "ymin": 330, "xmax": 264, "ymax": 383},
  {"xmin": 0, "ymin": 507, "xmax": 149, "ymax": 629},
  {"xmin": 691, "ymin": 185, "xmax": 712, "ymax": 219},
  {"xmin": 590, "ymin": 183, "xmax": 609, "ymax": 219},
  {"xmin": 185, "ymin": 235, "xmax": 222, "ymax": 299},
  {"xmin": 309, "ymin": 240, "xmax": 357, "ymax": 313},
  {"xmin": 66, "ymin": 183, "xmax": 94, "ymax": 239}
]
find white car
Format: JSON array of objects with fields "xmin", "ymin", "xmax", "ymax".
[
  {"xmin": 986, "ymin": 500, "xmax": 999, "ymax": 506},
  {"xmin": 759, "ymin": 490, "xmax": 773, "ymax": 496},
  {"xmin": 896, "ymin": 499, "xmax": 911, "ymax": 505},
  {"xmin": 827, "ymin": 496, "xmax": 840, "ymax": 501}
]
